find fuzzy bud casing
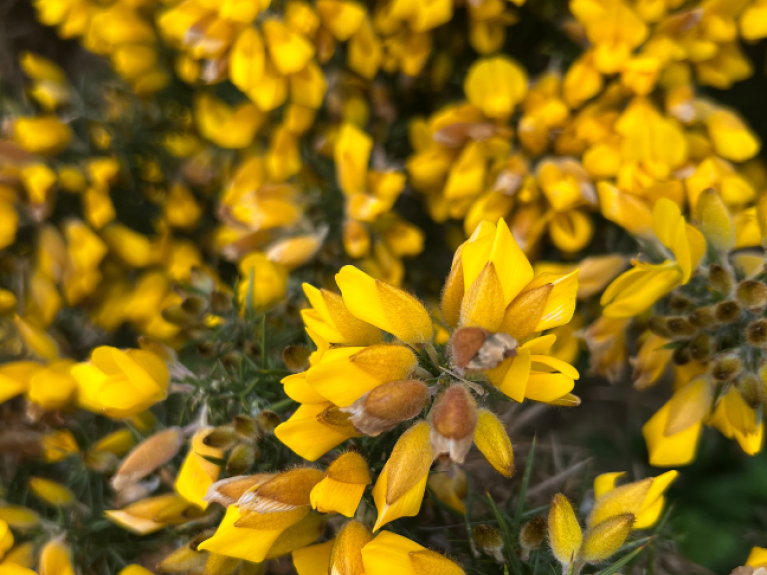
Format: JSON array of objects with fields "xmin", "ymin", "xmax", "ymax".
[
  {"xmin": 647, "ymin": 317, "xmax": 673, "ymax": 338},
  {"xmin": 580, "ymin": 514, "xmax": 634, "ymax": 563},
  {"xmin": 709, "ymin": 264, "xmax": 734, "ymax": 295},
  {"xmin": 688, "ymin": 306, "xmax": 716, "ymax": 328},
  {"xmin": 343, "ymin": 379, "xmax": 430, "ymax": 436},
  {"xmin": 715, "ymin": 300, "xmax": 741, "ymax": 324},
  {"xmin": 430, "ymin": 385, "xmax": 478, "ymax": 464},
  {"xmin": 226, "ymin": 443, "xmax": 257, "ymax": 475},
  {"xmin": 737, "ymin": 280, "xmax": 767, "ymax": 310},
  {"xmin": 665, "ymin": 317, "xmax": 697, "ymax": 338},
  {"xmin": 747, "ymin": 320, "xmax": 767, "ymax": 347},
  {"xmin": 736, "ymin": 373, "xmax": 764, "ymax": 409},
  {"xmin": 520, "ymin": 516, "xmax": 547, "ymax": 551},
  {"xmin": 257, "ymin": 410, "xmax": 281, "ymax": 434},
  {"xmin": 474, "ymin": 524, "xmax": 504, "ymax": 561},
  {"xmin": 689, "ymin": 334, "xmax": 714, "ymax": 361},
  {"xmin": 711, "ymin": 353, "xmax": 743, "ymax": 381}
]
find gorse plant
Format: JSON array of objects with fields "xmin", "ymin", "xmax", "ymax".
[{"xmin": 2, "ymin": 0, "xmax": 767, "ymax": 573}]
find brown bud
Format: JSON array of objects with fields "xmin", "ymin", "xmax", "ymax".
[
  {"xmin": 222, "ymin": 351, "xmax": 243, "ymax": 370},
  {"xmin": 709, "ymin": 264, "xmax": 734, "ymax": 295},
  {"xmin": 689, "ymin": 334, "xmax": 715, "ymax": 361},
  {"xmin": 202, "ymin": 425, "xmax": 238, "ymax": 450},
  {"xmin": 283, "ymin": 345, "xmax": 311, "ymax": 373},
  {"xmin": 715, "ymin": 301, "xmax": 741, "ymax": 324},
  {"xmin": 233, "ymin": 415, "xmax": 260, "ymax": 441},
  {"xmin": 257, "ymin": 410, "xmax": 281, "ymax": 434},
  {"xmin": 474, "ymin": 524, "xmax": 504, "ymax": 561},
  {"xmin": 736, "ymin": 280, "xmax": 767, "ymax": 309},
  {"xmin": 210, "ymin": 290, "xmax": 233, "ymax": 313},
  {"xmin": 343, "ymin": 380, "xmax": 430, "ymax": 436},
  {"xmin": 747, "ymin": 319, "xmax": 767, "ymax": 347},
  {"xmin": 317, "ymin": 406, "xmax": 361, "ymax": 436},
  {"xmin": 736, "ymin": 373, "xmax": 764, "ymax": 409},
  {"xmin": 181, "ymin": 295, "xmax": 208, "ymax": 316},
  {"xmin": 672, "ymin": 344, "xmax": 691, "ymax": 366},
  {"xmin": 711, "ymin": 353, "xmax": 743, "ymax": 381},
  {"xmin": 520, "ymin": 516, "xmax": 547, "ymax": 559},
  {"xmin": 665, "ymin": 317, "xmax": 697, "ymax": 338},
  {"xmin": 226, "ymin": 443, "xmax": 257, "ymax": 475},
  {"xmin": 162, "ymin": 305, "xmax": 196, "ymax": 326},
  {"xmin": 449, "ymin": 327, "xmax": 487, "ymax": 370},
  {"xmin": 669, "ymin": 293, "xmax": 692, "ymax": 313},
  {"xmin": 430, "ymin": 385, "xmax": 478, "ymax": 464},
  {"xmin": 647, "ymin": 317, "xmax": 673, "ymax": 338},
  {"xmin": 196, "ymin": 342, "xmax": 216, "ymax": 359},
  {"xmin": 688, "ymin": 306, "xmax": 716, "ymax": 328}
]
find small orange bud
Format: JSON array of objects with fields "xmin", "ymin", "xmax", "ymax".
[
  {"xmin": 474, "ymin": 524, "xmax": 504, "ymax": 561},
  {"xmin": 343, "ymin": 379, "xmax": 431, "ymax": 436},
  {"xmin": 430, "ymin": 385, "xmax": 478, "ymax": 464},
  {"xmin": 520, "ymin": 516, "xmax": 547, "ymax": 559}
]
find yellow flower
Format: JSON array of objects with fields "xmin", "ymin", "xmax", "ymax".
[
  {"xmin": 39, "ymin": 539, "xmax": 75, "ymax": 575},
  {"xmin": 300, "ymin": 284, "xmax": 383, "ymax": 345},
  {"xmin": 263, "ymin": 19, "xmax": 315, "ymax": 75},
  {"xmin": 0, "ymin": 362, "xmax": 40, "ymax": 405},
  {"xmin": 371, "ymin": 421, "xmax": 432, "ymax": 530},
  {"xmin": 746, "ymin": 547, "xmax": 767, "ymax": 568},
  {"xmin": 707, "ymin": 386, "xmax": 764, "ymax": 456},
  {"xmin": 360, "ymin": 531, "xmax": 466, "ymax": 575},
  {"xmin": 591, "ymin": 470, "xmax": 678, "ymax": 529},
  {"xmin": 195, "ymin": 94, "xmax": 264, "ymax": 149},
  {"xmin": 71, "ymin": 346, "xmax": 170, "ymax": 418},
  {"xmin": 175, "ymin": 428, "xmax": 225, "ymax": 509},
  {"xmin": 0, "ymin": 520, "xmax": 13, "ymax": 562},
  {"xmin": 13, "ymin": 116, "xmax": 72, "ymax": 155},
  {"xmin": 41, "ymin": 430, "xmax": 79, "ymax": 463},
  {"xmin": 629, "ymin": 332, "xmax": 672, "ymax": 391},
  {"xmin": 317, "ymin": 0, "xmax": 366, "ymax": 40},
  {"xmin": 106, "ymin": 494, "xmax": 193, "ymax": 535},
  {"xmin": 547, "ymin": 494, "xmax": 581, "ymax": 567},
  {"xmin": 705, "ymin": 108, "xmax": 761, "ymax": 162},
  {"xmin": 310, "ymin": 452, "xmax": 371, "ymax": 516},
  {"xmin": 464, "ymin": 56, "xmax": 528, "ymax": 119},
  {"xmin": 28, "ymin": 477, "xmax": 75, "ymax": 507},
  {"xmin": 275, "ymin": 401, "xmax": 362, "ymax": 461},
  {"xmin": 601, "ymin": 198, "xmax": 706, "ymax": 318},
  {"xmin": 237, "ymin": 252, "xmax": 289, "ymax": 310}
]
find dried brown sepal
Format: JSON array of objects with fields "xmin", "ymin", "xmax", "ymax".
[
  {"xmin": 430, "ymin": 385, "xmax": 478, "ymax": 464},
  {"xmin": 111, "ymin": 427, "xmax": 184, "ymax": 492},
  {"xmin": 238, "ymin": 467, "xmax": 325, "ymax": 513},
  {"xmin": 343, "ymin": 379, "xmax": 430, "ymax": 436},
  {"xmin": 204, "ymin": 474, "xmax": 273, "ymax": 507},
  {"xmin": 449, "ymin": 327, "xmax": 487, "ymax": 371}
]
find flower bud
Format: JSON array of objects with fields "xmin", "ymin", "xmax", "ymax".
[
  {"xmin": 450, "ymin": 327, "xmax": 487, "ymax": 369},
  {"xmin": 696, "ymin": 188, "xmax": 735, "ymax": 253},
  {"xmin": 711, "ymin": 353, "xmax": 743, "ymax": 381},
  {"xmin": 580, "ymin": 514, "xmax": 634, "ymax": 563},
  {"xmin": 283, "ymin": 345, "xmax": 311, "ymax": 372},
  {"xmin": 161, "ymin": 305, "xmax": 197, "ymax": 326},
  {"xmin": 519, "ymin": 516, "xmax": 547, "ymax": 560},
  {"xmin": 202, "ymin": 425, "xmax": 239, "ymax": 450},
  {"xmin": 736, "ymin": 373, "xmax": 764, "ymax": 409},
  {"xmin": 210, "ymin": 290, "xmax": 233, "ymax": 313},
  {"xmin": 330, "ymin": 520, "xmax": 374, "ymax": 575},
  {"xmin": 28, "ymin": 477, "xmax": 75, "ymax": 507},
  {"xmin": 747, "ymin": 320, "xmax": 767, "ymax": 347},
  {"xmin": 257, "ymin": 410, "xmax": 281, "ymax": 434},
  {"xmin": 204, "ymin": 474, "xmax": 272, "ymax": 507},
  {"xmin": 665, "ymin": 317, "xmax": 697, "ymax": 338},
  {"xmin": 689, "ymin": 334, "xmax": 715, "ymax": 361},
  {"xmin": 548, "ymin": 493, "xmax": 582, "ymax": 567},
  {"xmin": 715, "ymin": 300, "xmax": 741, "ymax": 324},
  {"xmin": 669, "ymin": 294, "xmax": 692, "ymax": 313},
  {"xmin": 226, "ymin": 443, "xmax": 258, "ymax": 476},
  {"xmin": 688, "ymin": 306, "xmax": 716, "ymax": 328},
  {"xmin": 180, "ymin": 295, "xmax": 208, "ymax": 316},
  {"xmin": 737, "ymin": 280, "xmax": 767, "ymax": 309},
  {"xmin": 222, "ymin": 351, "xmax": 243, "ymax": 369},
  {"xmin": 709, "ymin": 264, "xmax": 734, "ymax": 295},
  {"xmin": 474, "ymin": 524, "xmax": 504, "ymax": 561},
  {"xmin": 672, "ymin": 344, "xmax": 691, "ymax": 366},
  {"xmin": 343, "ymin": 379, "xmax": 430, "ymax": 436},
  {"xmin": 647, "ymin": 316, "xmax": 673, "ymax": 338},
  {"xmin": 473, "ymin": 409, "xmax": 515, "ymax": 477},
  {"xmin": 430, "ymin": 385, "xmax": 478, "ymax": 464},
  {"xmin": 233, "ymin": 415, "xmax": 260, "ymax": 441}
]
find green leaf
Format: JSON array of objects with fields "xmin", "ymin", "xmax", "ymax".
[
  {"xmin": 597, "ymin": 544, "xmax": 648, "ymax": 575},
  {"xmin": 513, "ymin": 435, "xmax": 537, "ymax": 531}
]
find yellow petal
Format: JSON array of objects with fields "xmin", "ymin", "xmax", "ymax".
[
  {"xmin": 336, "ymin": 266, "xmax": 433, "ymax": 344},
  {"xmin": 293, "ymin": 540, "xmax": 334, "ymax": 575},
  {"xmin": 642, "ymin": 401, "xmax": 702, "ymax": 467},
  {"xmin": 473, "ymin": 409, "xmax": 514, "ymax": 477},
  {"xmin": 275, "ymin": 402, "xmax": 359, "ymax": 461},
  {"xmin": 39, "ymin": 539, "xmax": 75, "ymax": 575},
  {"xmin": 198, "ymin": 506, "xmax": 287, "ymax": 563}
]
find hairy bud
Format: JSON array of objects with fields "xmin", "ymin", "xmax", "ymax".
[
  {"xmin": 688, "ymin": 306, "xmax": 716, "ymax": 328},
  {"xmin": 672, "ymin": 344, "xmax": 691, "ymax": 366},
  {"xmin": 747, "ymin": 320, "xmax": 767, "ymax": 347},
  {"xmin": 520, "ymin": 516, "xmax": 547, "ymax": 559},
  {"xmin": 711, "ymin": 353, "xmax": 743, "ymax": 381},
  {"xmin": 647, "ymin": 317, "xmax": 672, "ymax": 338},
  {"xmin": 474, "ymin": 524, "xmax": 504, "ymax": 561},
  {"xmin": 737, "ymin": 373, "xmax": 764, "ymax": 409},
  {"xmin": 233, "ymin": 415, "xmax": 260, "ymax": 441},
  {"xmin": 430, "ymin": 385, "xmax": 478, "ymax": 464},
  {"xmin": 709, "ymin": 264, "xmax": 734, "ymax": 295},
  {"xmin": 257, "ymin": 410, "xmax": 281, "ymax": 434},
  {"xmin": 226, "ymin": 443, "xmax": 257, "ymax": 476},
  {"xmin": 343, "ymin": 379, "xmax": 430, "ymax": 436},
  {"xmin": 715, "ymin": 301, "xmax": 741, "ymax": 324},
  {"xmin": 283, "ymin": 346, "xmax": 311, "ymax": 373},
  {"xmin": 202, "ymin": 426, "xmax": 238, "ymax": 450},
  {"xmin": 665, "ymin": 317, "xmax": 697, "ymax": 338},
  {"xmin": 736, "ymin": 280, "xmax": 767, "ymax": 310},
  {"xmin": 689, "ymin": 334, "xmax": 715, "ymax": 361}
]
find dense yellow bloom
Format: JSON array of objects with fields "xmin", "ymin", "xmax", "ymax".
[
  {"xmin": 13, "ymin": 116, "xmax": 72, "ymax": 155},
  {"xmin": 72, "ymin": 346, "xmax": 170, "ymax": 418},
  {"xmin": 602, "ymin": 198, "xmax": 705, "ymax": 318},
  {"xmin": 591, "ymin": 470, "xmax": 677, "ymax": 529}
]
